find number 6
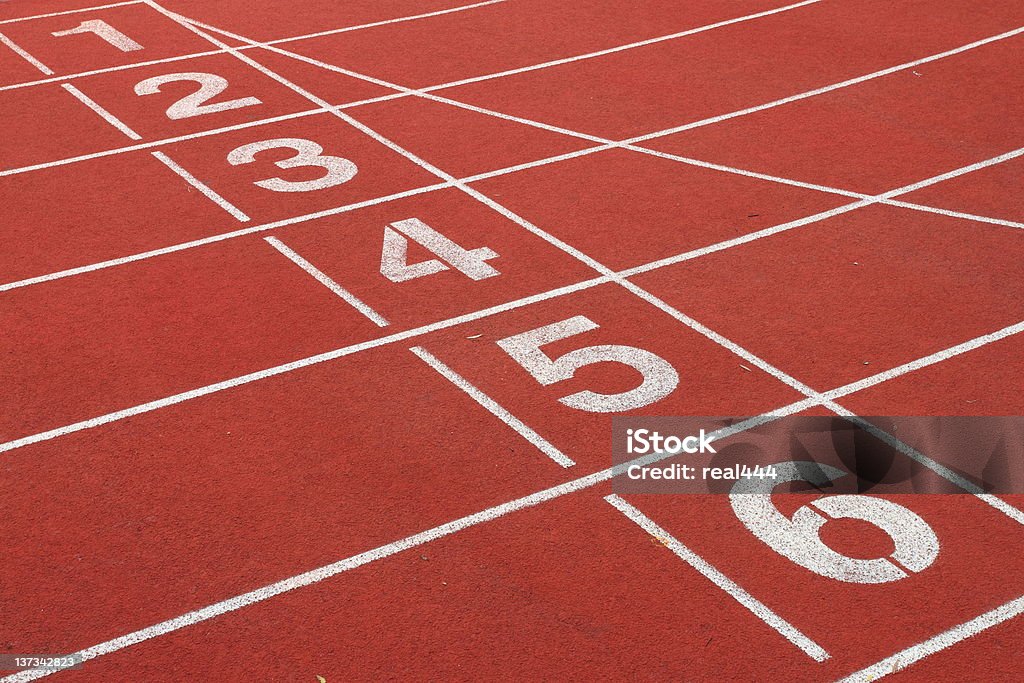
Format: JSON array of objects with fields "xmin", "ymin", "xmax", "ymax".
[
  {"xmin": 731, "ymin": 461, "xmax": 939, "ymax": 583},
  {"xmin": 497, "ymin": 316, "xmax": 679, "ymax": 413}
]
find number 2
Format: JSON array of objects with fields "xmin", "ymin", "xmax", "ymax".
[{"xmin": 134, "ymin": 72, "xmax": 261, "ymax": 120}]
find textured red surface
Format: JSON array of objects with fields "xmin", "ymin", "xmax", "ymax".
[{"xmin": 1, "ymin": 1, "xmax": 1023, "ymax": 681}]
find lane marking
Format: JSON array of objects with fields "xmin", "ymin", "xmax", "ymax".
[
  {"xmin": 413, "ymin": 0, "xmax": 824, "ymax": 93},
  {"xmin": 0, "ymin": 31, "xmax": 52, "ymax": 73},
  {"xmin": 151, "ymin": 151, "xmax": 249, "ymax": 221},
  {"xmin": 837, "ymin": 594, "xmax": 1024, "ymax": 682},
  {"xmin": 162, "ymin": 7, "xmax": 1007, "ymax": 522},
  {"xmin": 624, "ymin": 25, "xmax": 1024, "ymax": 142},
  {"xmin": 62, "ymin": 82, "xmax": 141, "ymax": 139},
  {"xmin": 264, "ymin": 236, "xmax": 388, "ymax": 326},
  {"xmin": 0, "ymin": 106, "xmax": 334, "ymax": 178},
  {"xmin": 0, "ymin": 0, "xmax": 802, "ymax": 93},
  {"xmin": 411, "ymin": 345, "xmax": 574, "ymax": 467},
  {"xmin": 4, "ymin": 316, "xmax": 1024, "ymax": 679},
  {"xmin": 606, "ymin": 494, "xmax": 829, "ymax": 662},
  {"xmin": 0, "ymin": 0, "xmax": 141, "ymax": 25},
  {"xmin": 0, "ymin": 0, "xmax": 504, "ymax": 92},
  {"xmin": 0, "ymin": 181, "xmax": 454, "ymax": 293},
  {"xmin": 0, "ymin": 401, "xmax": 823, "ymax": 683},
  {"xmin": 245, "ymin": 30, "xmax": 1024, "ymax": 234},
  {"xmin": 0, "ymin": 275, "xmax": 609, "ymax": 455}
]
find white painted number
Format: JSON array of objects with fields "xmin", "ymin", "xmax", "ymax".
[
  {"xmin": 226, "ymin": 138, "xmax": 358, "ymax": 192},
  {"xmin": 731, "ymin": 461, "xmax": 939, "ymax": 584},
  {"xmin": 497, "ymin": 316, "xmax": 679, "ymax": 413},
  {"xmin": 381, "ymin": 218, "xmax": 500, "ymax": 283},
  {"xmin": 134, "ymin": 72, "xmax": 261, "ymax": 120},
  {"xmin": 52, "ymin": 19, "xmax": 143, "ymax": 52}
]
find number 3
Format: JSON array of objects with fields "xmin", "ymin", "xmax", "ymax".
[
  {"xmin": 731, "ymin": 461, "xmax": 940, "ymax": 583},
  {"xmin": 227, "ymin": 138, "xmax": 358, "ymax": 192},
  {"xmin": 497, "ymin": 316, "xmax": 679, "ymax": 413}
]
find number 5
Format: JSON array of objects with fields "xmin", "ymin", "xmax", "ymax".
[
  {"xmin": 731, "ymin": 461, "xmax": 940, "ymax": 583},
  {"xmin": 497, "ymin": 316, "xmax": 679, "ymax": 413}
]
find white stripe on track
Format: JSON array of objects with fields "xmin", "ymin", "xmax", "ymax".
[
  {"xmin": 62, "ymin": 83, "xmax": 141, "ymax": 139},
  {"xmin": 5, "ymin": 311, "xmax": 1024, "ymax": 679},
  {"xmin": 837, "ymin": 595, "xmax": 1024, "ymax": 682},
  {"xmin": 0, "ymin": 0, "xmax": 141, "ymax": 25},
  {"xmin": 606, "ymin": 494, "xmax": 829, "ymax": 662},
  {"xmin": 151, "ymin": 151, "xmax": 250, "ymax": 221},
  {"xmin": 411, "ymin": 346, "xmax": 574, "ymax": 467},
  {"xmin": 0, "ymin": 0, "xmax": 504, "ymax": 92},
  {"xmin": 265, "ymin": 236, "xmax": 388, "ymax": 326},
  {"xmin": 0, "ymin": 31, "xmax": 52, "ymax": 73}
]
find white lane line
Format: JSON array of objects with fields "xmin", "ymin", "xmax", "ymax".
[
  {"xmin": 150, "ymin": 151, "xmax": 249, "ymax": 222},
  {"xmin": 0, "ymin": 106, "xmax": 332, "ymax": 178},
  {"xmin": 5, "ymin": 315, "xmax": 1024, "ymax": 680},
  {"xmin": 414, "ymin": 0, "xmax": 824, "ymax": 93},
  {"xmin": 624, "ymin": 25, "xmax": 1024, "ymax": 143},
  {"xmin": 822, "ymin": 319, "xmax": 1024, "ymax": 403},
  {"xmin": 410, "ymin": 345, "xmax": 574, "ymax": 467},
  {"xmin": 261, "ymin": 0, "xmax": 505, "ymax": 46},
  {"xmin": 0, "ymin": 0, "xmax": 805, "ymax": 94},
  {"xmin": 0, "ymin": 31, "xmax": 52, "ymax": 73},
  {"xmin": 0, "ymin": 0, "xmax": 141, "ymax": 24},
  {"xmin": 264, "ymin": 236, "xmax": 388, "ymax": 327},
  {"xmin": 0, "ymin": 49, "xmax": 226, "ymax": 92},
  {"xmin": 215, "ymin": 29, "xmax": 1024, "ymax": 239},
  {"xmin": 836, "ymin": 594, "xmax": 1024, "ymax": 682},
  {"xmin": 0, "ymin": 0, "xmax": 503, "ymax": 92},
  {"xmin": 0, "ymin": 181, "xmax": 453, "ymax": 293},
  {"xmin": 0, "ymin": 400, "xmax": 822, "ymax": 683},
  {"xmin": 605, "ymin": 494, "xmax": 829, "ymax": 662},
  {"xmin": 62, "ymin": 83, "xmax": 141, "ymax": 139},
  {"xmin": 0, "ymin": 274, "xmax": 610, "ymax": 456}
]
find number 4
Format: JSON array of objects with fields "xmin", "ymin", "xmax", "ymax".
[{"xmin": 380, "ymin": 218, "xmax": 500, "ymax": 283}]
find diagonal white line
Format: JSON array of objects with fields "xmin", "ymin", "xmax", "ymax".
[
  {"xmin": 606, "ymin": 494, "xmax": 829, "ymax": 662},
  {"xmin": 0, "ymin": 31, "xmax": 52, "ymax": 73},
  {"xmin": 151, "ymin": 151, "xmax": 249, "ymax": 221},
  {"xmin": 5, "ymin": 310, "xmax": 1024, "ymax": 679},
  {"xmin": 836, "ymin": 594, "xmax": 1024, "ymax": 682},
  {"xmin": 0, "ymin": 1, "xmax": 142, "ymax": 25},
  {"xmin": 61, "ymin": 83, "xmax": 141, "ymax": 139},
  {"xmin": 623, "ymin": 25, "xmax": 1024, "ymax": 143},
  {"xmin": 414, "ymin": 0, "xmax": 824, "ymax": 93},
  {"xmin": 214, "ymin": 23, "xmax": 1024, "ymax": 237},
  {"xmin": 0, "ymin": 404, "xmax": 822, "ymax": 683},
  {"xmin": 411, "ymin": 345, "xmax": 574, "ymax": 467},
  {"xmin": 264, "ymin": 236, "xmax": 388, "ymax": 326}
]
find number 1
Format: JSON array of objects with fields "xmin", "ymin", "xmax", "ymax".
[{"xmin": 52, "ymin": 20, "xmax": 143, "ymax": 52}]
